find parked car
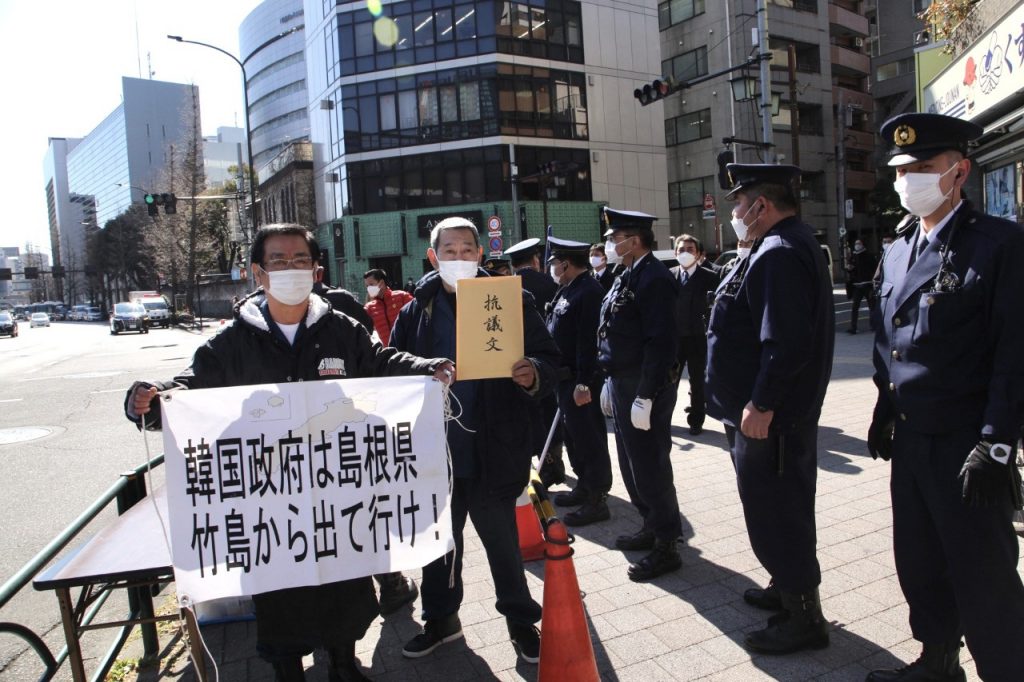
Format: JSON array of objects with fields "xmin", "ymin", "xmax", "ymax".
[
  {"xmin": 0, "ymin": 312, "xmax": 17, "ymax": 337},
  {"xmin": 30, "ymin": 312, "xmax": 50, "ymax": 328},
  {"xmin": 86, "ymin": 307, "xmax": 104, "ymax": 321},
  {"xmin": 110, "ymin": 302, "xmax": 149, "ymax": 335}
]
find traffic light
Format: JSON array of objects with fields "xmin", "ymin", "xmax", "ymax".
[
  {"xmin": 163, "ymin": 193, "xmax": 177, "ymax": 215},
  {"xmin": 634, "ymin": 76, "xmax": 676, "ymax": 106},
  {"xmin": 24, "ymin": 267, "xmax": 38, "ymax": 280},
  {"xmin": 144, "ymin": 192, "xmax": 177, "ymax": 215},
  {"xmin": 0, "ymin": 268, "xmax": 10, "ymax": 281},
  {"xmin": 51, "ymin": 266, "xmax": 65, "ymax": 279},
  {"xmin": 145, "ymin": 193, "xmax": 160, "ymax": 216}
]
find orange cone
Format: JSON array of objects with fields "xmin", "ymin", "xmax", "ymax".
[
  {"xmin": 516, "ymin": 485, "xmax": 545, "ymax": 562},
  {"xmin": 538, "ymin": 519, "xmax": 599, "ymax": 681}
]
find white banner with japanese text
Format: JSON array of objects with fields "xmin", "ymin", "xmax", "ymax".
[{"xmin": 161, "ymin": 376, "xmax": 453, "ymax": 605}]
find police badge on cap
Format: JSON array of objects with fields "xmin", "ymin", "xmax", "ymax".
[{"xmin": 880, "ymin": 113, "xmax": 983, "ymax": 167}]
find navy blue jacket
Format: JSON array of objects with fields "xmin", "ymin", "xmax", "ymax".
[
  {"xmin": 516, "ymin": 266, "xmax": 558, "ymax": 318},
  {"xmin": 706, "ymin": 216, "xmax": 835, "ymax": 430},
  {"xmin": 872, "ymin": 202, "xmax": 1024, "ymax": 443},
  {"xmin": 669, "ymin": 263, "xmax": 718, "ymax": 338},
  {"xmin": 546, "ymin": 271, "xmax": 604, "ymax": 387},
  {"xmin": 597, "ymin": 253, "xmax": 679, "ymax": 398},
  {"xmin": 390, "ymin": 269, "xmax": 562, "ymax": 497}
]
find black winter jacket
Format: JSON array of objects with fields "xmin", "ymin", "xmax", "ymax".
[{"xmin": 390, "ymin": 269, "xmax": 562, "ymax": 498}]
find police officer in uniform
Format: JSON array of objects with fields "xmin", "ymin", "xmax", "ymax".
[
  {"xmin": 866, "ymin": 113, "xmax": 1024, "ymax": 682},
  {"xmin": 545, "ymin": 237, "xmax": 614, "ymax": 526},
  {"xmin": 706, "ymin": 164, "xmax": 834, "ymax": 654},
  {"xmin": 506, "ymin": 237, "xmax": 564, "ymax": 486},
  {"xmin": 597, "ymin": 208, "xmax": 683, "ymax": 581}
]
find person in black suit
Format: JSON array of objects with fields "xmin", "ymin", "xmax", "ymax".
[
  {"xmin": 844, "ymin": 239, "xmax": 878, "ymax": 334},
  {"xmin": 669, "ymin": 234, "xmax": 718, "ymax": 435},
  {"xmin": 866, "ymin": 113, "xmax": 1024, "ymax": 682},
  {"xmin": 505, "ymin": 238, "xmax": 564, "ymax": 487},
  {"xmin": 589, "ymin": 243, "xmax": 616, "ymax": 291}
]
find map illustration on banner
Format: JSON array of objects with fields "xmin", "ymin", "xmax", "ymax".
[{"xmin": 160, "ymin": 376, "xmax": 453, "ymax": 605}]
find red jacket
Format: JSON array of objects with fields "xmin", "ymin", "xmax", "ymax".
[{"xmin": 365, "ymin": 286, "xmax": 413, "ymax": 345}]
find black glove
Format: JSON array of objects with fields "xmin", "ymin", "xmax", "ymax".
[
  {"xmin": 867, "ymin": 404, "xmax": 895, "ymax": 461},
  {"xmin": 959, "ymin": 441, "xmax": 1018, "ymax": 508}
]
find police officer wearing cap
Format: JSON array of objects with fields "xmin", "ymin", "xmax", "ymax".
[
  {"xmin": 597, "ymin": 207, "xmax": 683, "ymax": 581},
  {"xmin": 866, "ymin": 112, "xmax": 1024, "ymax": 682},
  {"xmin": 706, "ymin": 163, "xmax": 834, "ymax": 654},
  {"xmin": 545, "ymin": 237, "xmax": 614, "ymax": 526}
]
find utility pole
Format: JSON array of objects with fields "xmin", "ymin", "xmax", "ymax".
[
  {"xmin": 788, "ymin": 44, "xmax": 800, "ymax": 167},
  {"xmin": 837, "ymin": 89, "xmax": 848, "ymax": 279},
  {"xmin": 756, "ymin": 0, "xmax": 775, "ymax": 162}
]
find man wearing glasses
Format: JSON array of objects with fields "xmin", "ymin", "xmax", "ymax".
[{"xmin": 125, "ymin": 224, "xmax": 454, "ymax": 682}]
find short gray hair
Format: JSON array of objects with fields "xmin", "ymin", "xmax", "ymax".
[{"xmin": 430, "ymin": 217, "xmax": 480, "ymax": 250}]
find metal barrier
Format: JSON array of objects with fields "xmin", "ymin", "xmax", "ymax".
[{"xmin": 0, "ymin": 455, "xmax": 165, "ymax": 681}]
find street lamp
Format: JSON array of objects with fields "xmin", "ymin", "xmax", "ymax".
[{"xmin": 167, "ymin": 25, "xmax": 303, "ymax": 238}]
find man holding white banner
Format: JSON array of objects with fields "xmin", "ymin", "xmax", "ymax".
[{"xmin": 126, "ymin": 224, "xmax": 454, "ymax": 682}]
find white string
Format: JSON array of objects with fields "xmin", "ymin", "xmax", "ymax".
[
  {"xmin": 438, "ymin": 382, "xmax": 475, "ymax": 589},
  {"xmin": 139, "ymin": 386, "xmax": 221, "ymax": 682}
]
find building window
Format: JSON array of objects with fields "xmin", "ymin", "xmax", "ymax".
[
  {"xmin": 875, "ymin": 57, "xmax": 914, "ymax": 82},
  {"xmin": 665, "ymin": 109, "xmax": 711, "ymax": 146},
  {"xmin": 769, "ymin": 0, "xmax": 818, "ymax": 12},
  {"xmin": 658, "ymin": 0, "xmax": 705, "ymax": 31},
  {"xmin": 769, "ymin": 38, "xmax": 820, "ymax": 74},
  {"xmin": 772, "ymin": 103, "xmax": 823, "ymax": 135},
  {"xmin": 913, "ymin": 0, "xmax": 932, "ymax": 13},
  {"xmin": 668, "ymin": 176, "xmax": 714, "ymax": 210},
  {"xmin": 662, "ymin": 46, "xmax": 708, "ymax": 84}
]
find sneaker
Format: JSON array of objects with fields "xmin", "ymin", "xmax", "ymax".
[
  {"xmin": 402, "ymin": 614, "xmax": 463, "ymax": 658},
  {"xmin": 508, "ymin": 621, "xmax": 541, "ymax": 664},
  {"xmin": 377, "ymin": 573, "xmax": 418, "ymax": 615}
]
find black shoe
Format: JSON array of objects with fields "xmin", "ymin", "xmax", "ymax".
[
  {"xmin": 508, "ymin": 621, "xmax": 541, "ymax": 664},
  {"xmin": 688, "ymin": 425, "xmax": 704, "ymax": 436},
  {"xmin": 563, "ymin": 498, "xmax": 611, "ymax": 526},
  {"xmin": 847, "ymin": 328, "xmax": 858, "ymax": 334},
  {"xmin": 376, "ymin": 572, "xmax": 418, "ymax": 615},
  {"xmin": 327, "ymin": 641, "xmax": 370, "ymax": 682},
  {"xmin": 743, "ymin": 580, "xmax": 783, "ymax": 611},
  {"xmin": 866, "ymin": 642, "xmax": 966, "ymax": 682},
  {"xmin": 271, "ymin": 657, "xmax": 305, "ymax": 682},
  {"xmin": 614, "ymin": 528, "xmax": 656, "ymax": 551},
  {"xmin": 402, "ymin": 614, "xmax": 463, "ymax": 658},
  {"xmin": 744, "ymin": 588, "xmax": 829, "ymax": 655},
  {"xmin": 627, "ymin": 539, "xmax": 682, "ymax": 581},
  {"xmin": 554, "ymin": 487, "xmax": 588, "ymax": 507},
  {"xmin": 538, "ymin": 448, "xmax": 565, "ymax": 488}
]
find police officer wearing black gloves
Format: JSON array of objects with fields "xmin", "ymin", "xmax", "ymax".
[
  {"xmin": 706, "ymin": 164, "xmax": 835, "ymax": 655},
  {"xmin": 866, "ymin": 112, "xmax": 1024, "ymax": 682},
  {"xmin": 597, "ymin": 208, "xmax": 683, "ymax": 581},
  {"xmin": 545, "ymin": 237, "xmax": 614, "ymax": 526}
]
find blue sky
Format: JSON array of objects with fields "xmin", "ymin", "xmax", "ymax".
[{"xmin": 0, "ymin": 0, "xmax": 263, "ymax": 259}]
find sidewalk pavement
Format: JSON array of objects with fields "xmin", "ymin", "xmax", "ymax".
[{"xmin": 126, "ymin": 302, "xmax": 1019, "ymax": 682}]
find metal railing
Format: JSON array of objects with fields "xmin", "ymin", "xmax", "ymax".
[{"xmin": 0, "ymin": 455, "xmax": 164, "ymax": 681}]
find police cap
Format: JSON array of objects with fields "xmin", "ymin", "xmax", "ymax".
[
  {"xmin": 880, "ymin": 112, "xmax": 983, "ymax": 167},
  {"xmin": 483, "ymin": 255, "xmax": 511, "ymax": 273},
  {"xmin": 503, "ymin": 237, "xmax": 542, "ymax": 259},
  {"xmin": 545, "ymin": 236, "xmax": 591, "ymax": 263},
  {"xmin": 602, "ymin": 207, "xmax": 657, "ymax": 238},
  {"xmin": 724, "ymin": 163, "xmax": 801, "ymax": 199}
]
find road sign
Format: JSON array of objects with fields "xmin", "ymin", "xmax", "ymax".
[
  {"xmin": 489, "ymin": 236, "xmax": 503, "ymax": 252},
  {"xmin": 488, "ymin": 215, "xmax": 501, "ymax": 232},
  {"xmin": 702, "ymin": 209, "xmax": 716, "ymax": 220},
  {"xmin": 703, "ymin": 193, "xmax": 715, "ymax": 210},
  {"xmin": 838, "ymin": 227, "xmax": 847, "ymax": 237}
]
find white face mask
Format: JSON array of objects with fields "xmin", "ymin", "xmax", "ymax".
[
  {"xmin": 604, "ymin": 238, "xmax": 626, "ymax": 265},
  {"xmin": 589, "ymin": 256, "xmax": 604, "ymax": 269},
  {"xmin": 549, "ymin": 264, "xmax": 562, "ymax": 284},
  {"xmin": 366, "ymin": 284, "xmax": 381, "ymax": 298},
  {"xmin": 882, "ymin": 242, "xmax": 892, "ymax": 253},
  {"xmin": 737, "ymin": 246, "xmax": 752, "ymax": 260},
  {"xmin": 893, "ymin": 163, "xmax": 959, "ymax": 217},
  {"xmin": 730, "ymin": 201, "xmax": 760, "ymax": 242},
  {"xmin": 676, "ymin": 252, "xmax": 696, "ymax": 268},
  {"xmin": 437, "ymin": 259, "xmax": 478, "ymax": 289},
  {"xmin": 265, "ymin": 269, "xmax": 314, "ymax": 306}
]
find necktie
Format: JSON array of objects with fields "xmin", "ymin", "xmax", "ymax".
[{"xmin": 681, "ymin": 270, "xmax": 689, "ymax": 285}]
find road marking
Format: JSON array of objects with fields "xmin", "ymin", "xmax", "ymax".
[
  {"xmin": 0, "ymin": 398, "xmax": 23, "ymax": 403},
  {"xmin": 90, "ymin": 389, "xmax": 127, "ymax": 394}
]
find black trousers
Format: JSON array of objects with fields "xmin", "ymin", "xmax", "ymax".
[
  {"xmin": 849, "ymin": 283, "xmax": 874, "ymax": 331},
  {"xmin": 676, "ymin": 335, "xmax": 707, "ymax": 428},
  {"xmin": 609, "ymin": 373, "xmax": 682, "ymax": 540},
  {"xmin": 419, "ymin": 477, "xmax": 542, "ymax": 626},
  {"xmin": 556, "ymin": 379, "xmax": 612, "ymax": 496},
  {"xmin": 890, "ymin": 424, "xmax": 1024, "ymax": 681},
  {"xmin": 725, "ymin": 423, "xmax": 821, "ymax": 593}
]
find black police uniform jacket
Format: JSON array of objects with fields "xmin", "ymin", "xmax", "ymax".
[
  {"xmin": 390, "ymin": 269, "xmax": 561, "ymax": 498},
  {"xmin": 597, "ymin": 253, "xmax": 679, "ymax": 398},
  {"xmin": 516, "ymin": 266, "xmax": 559, "ymax": 318},
  {"xmin": 669, "ymin": 263, "xmax": 718, "ymax": 337},
  {"xmin": 125, "ymin": 290, "xmax": 446, "ymax": 656},
  {"xmin": 546, "ymin": 271, "xmax": 604, "ymax": 386},
  {"xmin": 871, "ymin": 201, "xmax": 1024, "ymax": 443},
  {"xmin": 706, "ymin": 216, "xmax": 835, "ymax": 429}
]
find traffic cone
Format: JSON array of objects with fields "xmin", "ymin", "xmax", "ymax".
[
  {"xmin": 538, "ymin": 519, "xmax": 599, "ymax": 681},
  {"xmin": 516, "ymin": 485, "xmax": 545, "ymax": 562}
]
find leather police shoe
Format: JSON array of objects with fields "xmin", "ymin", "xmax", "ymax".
[
  {"xmin": 627, "ymin": 539, "xmax": 682, "ymax": 581},
  {"xmin": 554, "ymin": 487, "xmax": 588, "ymax": 507},
  {"xmin": 377, "ymin": 572, "xmax": 418, "ymax": 615},
  {"xmin": 866, "ymin": 642, "xmax": 966, "ymax": 682},
  {"xmin": 688, "ymin": 425, "xmax": 704, "ymax": 436},
  {"xmin": 563, "ymin": 498, "xmax": 610, "ymax": 527},
  {"xmin": 327, "ymin": 641, "xmax": 371, "ymax": 682},
  {"xmin": 614, "ymin": 528, "xmax": 656, "ymax": 551},
  {"xmin": 744, "ymin": 588, "xmax": 829, "ymax": 655},
  {"xmin": 743, "ymin": 580, "xmax": 783, "ymax": 610}
]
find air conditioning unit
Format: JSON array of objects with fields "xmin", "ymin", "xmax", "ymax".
[
  {"xmin": 914, "ymin": 30, "xmax": 931, "ymax": 46},
  {"xmin": 854, "ymin": 37, "xmax": 865, "ymax": 48}
]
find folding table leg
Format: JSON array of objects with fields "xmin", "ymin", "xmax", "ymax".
[{"xmin": 55, "ymin": 587, "xmax": 86, "ymax": 682}]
